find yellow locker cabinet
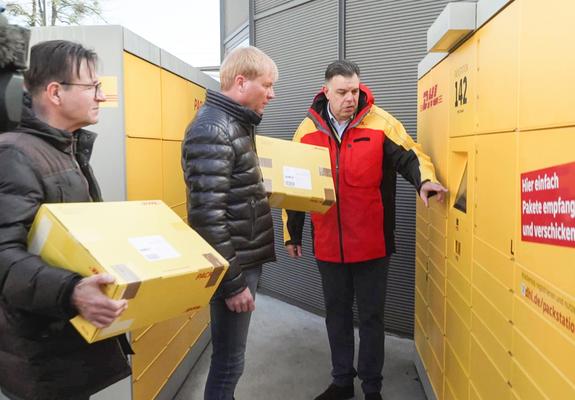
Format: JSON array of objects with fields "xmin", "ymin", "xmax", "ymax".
[{"xmin": 416, "ymin": 1, "xmax": 575, "ymax": 399}]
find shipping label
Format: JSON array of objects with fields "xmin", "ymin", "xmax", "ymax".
[
  {"xmin": 128, "ymin": 235, "xmax": 181, "ymax": 261},
  {"xmin": 283, "ymin": 166, "xmax": 312, "ymax": 190}
]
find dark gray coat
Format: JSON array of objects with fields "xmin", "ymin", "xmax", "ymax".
[
  {"xmin": 182, "ymin": 90, "xmax": 276, "ymax": 298},
  {"xmin": 0, "ymin": 103, "xmax": 130, "ymax": 400}
]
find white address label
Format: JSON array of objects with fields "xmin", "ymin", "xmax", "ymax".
[
  {"xmin": 283, "ymin": 166, "xmax": 312, "ymax": 190},
  {"xmin": 128, "ymin": 235, "xmax": 181, "ymax": 262}
]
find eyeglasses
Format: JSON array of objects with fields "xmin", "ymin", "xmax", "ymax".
[{"xmin": 59, "ymin": 81, "xmax": 103, "ymax": 99}]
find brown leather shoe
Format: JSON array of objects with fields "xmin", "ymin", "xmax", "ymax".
[{"xmin": 314, "ymin": 383, "xmax": 355, "ymax": 400}]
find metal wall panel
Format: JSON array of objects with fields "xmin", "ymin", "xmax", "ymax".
[
  {"xmin": 223, "ymin": 0, "xmax": 250, "ymax": 38},
  {"xmin": 255, "ymin": 0, "xmax": 297, "ymax": 14},
  {"xmin": 254, "ymin": 0, "xmax": 338, "ymax": 314}
]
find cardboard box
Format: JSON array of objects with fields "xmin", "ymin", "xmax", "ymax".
[
  {"xmin": 27, "ymin": 200, "xmax": 227, "ymax": 343},
  {"xmin": 256, "ymin": 135, "xmax": 336, "ymax": 213}
]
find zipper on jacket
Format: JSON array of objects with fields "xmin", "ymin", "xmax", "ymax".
[
  {"xmin": 71, "ymin": 135, "xmax": 91, "ymax": 196},
  {"xmin": 249, "ymin": 197, "xmax": 256, "ymax": 240},
  {"xmin": 330, "ymin": 136, "xmax": 345, "ymax": 263}
]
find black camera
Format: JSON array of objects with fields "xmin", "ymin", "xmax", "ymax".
[{"xmin": 0, "ymin": 2, "xmax": 30, "ymax": 132}]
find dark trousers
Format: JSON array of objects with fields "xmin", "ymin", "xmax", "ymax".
[
  {"xmin": 317, "ymin": 257, "xmax": 390, "ymax": 395},
  {"xmin": 204, "ymin": 266, "xmax": 262, "ymax": 400}
]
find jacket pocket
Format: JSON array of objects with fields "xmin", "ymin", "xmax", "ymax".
[{"xmin": 343, "ymin": 134, "xmax": 383, "ymax": 187}]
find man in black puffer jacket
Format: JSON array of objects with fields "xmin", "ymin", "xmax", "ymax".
[
  {"xmin": 182, "ymin": 46, "xmax": 278, "ymax": 400},
  {"xmin": 0, "ymin": 41, "xmax": 130, "ymax": 400}
]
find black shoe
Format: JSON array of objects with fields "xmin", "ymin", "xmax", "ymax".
[
  {"xmin": 314, "ymin": 383, "xmax": 355, "ymax": 400},
  {"xmin": 364, "ymin": 393, "xmax": 382, "ymax": 400}
]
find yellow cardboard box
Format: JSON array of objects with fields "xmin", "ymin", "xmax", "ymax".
[
  {"xmin": 256, "ymin": 135, "xmax": 336, "ymax": 213},
  {"xmin": 27, "ymin": 200, "xmax": 228, "ymax": 343}
]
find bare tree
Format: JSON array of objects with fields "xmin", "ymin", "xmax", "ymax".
[{"xmin": 5, "ymin": 0, "xmax": 107, "ymax": 26}]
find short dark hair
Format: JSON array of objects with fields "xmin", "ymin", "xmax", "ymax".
[
  {"xmin": 24, "ymin": 40, "xmax": 98, "ymax": 96},
  {"xmin": 324, "ymin": 60, "xmax": 360, "ymax": 82}
]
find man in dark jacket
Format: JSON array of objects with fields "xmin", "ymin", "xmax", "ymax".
[
  {"xmin": 284, "ymin": 60, "xmax": 447, "ymax": 400},
  {"xmin": 0, "ymin": 40, "xmax": 130, "ymax": 400},
  {"xmin": 182, "ymin": 46, "xmax": 277, "ymax": 400}
]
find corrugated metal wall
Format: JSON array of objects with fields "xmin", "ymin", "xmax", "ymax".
[
  {"xmin": 255, "ymin": 0, "xmax": 297, "ymax": 14},
  {"xmin": 254, "ymin": 0, "xmax": 339, "ymax": 316},
  {"xmin": 252, "ymin": 0, "xmax": 467, "ymax": 336}
]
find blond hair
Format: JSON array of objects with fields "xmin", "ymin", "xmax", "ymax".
[{"xmin": 220, "ymin": 46, "xmax": 278, "ymax": 91}]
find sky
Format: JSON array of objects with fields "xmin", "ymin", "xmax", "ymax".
[{"xmin": 98, "ymin": 0, "xmax": 221, "ymax": 68}]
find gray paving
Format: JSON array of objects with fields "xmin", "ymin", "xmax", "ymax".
[{"xmin": 175, "ymin": 294, "xmax": 426, "ymax": 400}]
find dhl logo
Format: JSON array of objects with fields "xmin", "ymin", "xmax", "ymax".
[{"xmin": 420, "ymin": 84, "xmax": 443, "ymax": 112}]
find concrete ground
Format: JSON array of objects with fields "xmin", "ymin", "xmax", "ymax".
[{"xmin": 174, "ymin": 294, "xmax": 426, "ymax": 400}]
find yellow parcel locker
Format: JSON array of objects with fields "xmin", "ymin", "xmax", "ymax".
[
  {"xmin": 414, "ymin": 314, "xmax": 428, "ymax": 362},
  {"xmin": 471, "ymin": 266, "xmax": 513, "ymax": 348},
  {"xmin": 124, "ymin": 53, "xmax": 162, "ymax": 139},
  {"xmin": 469, "ymin": 336, "xmax": 511, "ymax": 400},
  {"xmin": 470, "ymin": 309, "xmax": 512, "ymax": 379},
  {"xmin": 27, "ymin": 201, "xmax": 228, "ymax": 343},
  {"xmin": 133, "ymin": 315, "xmax": 202, "ymax": 400},
  {"xmin": 126, "ymin": 137, "xmax": 163, "ymax": 201},
  {"xmin": 475, "ymin": 0, "xmax": 519, "ymax": 134},
  {"xmin": 132, "ymin": 307, "xmax": 209, "ymax": 400},
  {"xmin": 416, "ymin": 228, "xmax": 429, "ymax": 260},
  {"xmin": 161, "ymin": 71, "xmax": 204, "ymax": 141},
  {"xmin": 447, "ymin": 137, "xmax": 475, "ymax": 283},
  {"xmin": 428, "ymin": 274, "xmax": 446, "ymax": 332},
  {"xmin": 426, "ymin": 344, "xmax": 445, "ymax": 400},
  {"xmin": 512, "ymin": 326, "xmax": 575, "ymax": 399},
  {"xmin": 516, "ymin": 127, "xmax": 575, "ymax": 296},
  {"xmin": 428, "ymin": 236, "xmax": 446, "ymax": 281},
  {"xmin": 445, "ymin": 299, "xmax": 471, "ymax": 373},
  {"xmin": 469, "ymin": 383, "xmax": 482, "ymax": 400},
  {"xmin": 256, "ymin": 135, "xmax": 335, "ymax": 213},
  {"xmin": 131, "ymin": 312, "xmax": 192, "ymax": 378},
  {"xmin": 415, "ymin": 287, "xmax": 429, "ymax": 339},
  {"xmin": 474, "ymin": 132, "xmax": 517, "ymax": 259},
  {"xmin": 445, "ymin": 341, "xmax": 469, "ymax": 400},
  {"xmin": 448, "ymin": 37, "xmax": 477, "ymax": 138},
  {"xmin": 429, "ymin": 202, "xmax": 448, "ymax": 237},
  {"xmin": 427, "ymin": 305, "xmax": 445, "ymax": 370},
  {"xmin": 417, "ymin": 196, "xmax": 430, "ymax": 223},
  {"xmin": 415, "ymin": 258, "xmax": 428, "ymax": 300},
  {"xmin": 417, "ymin": 55, "xmax": 450, "ymax": 184},
  {"xmin": 428, "ymin": 226, "xmax": 447, "ymax": 286},
  {"xmin": 518, "ymin": 0, "xmax": 575, "ymax": 130},
  {"xmin": 473, "ymin": 237, "xmax": 514, "ymax": 297},
  {"xmin": 162, "ymin": 140, "xmax": 186, "ymax": 207},
  {"xmin": 510, "ymin": 360, "xmax": 547, "ymax": 400},
  {"xmin": 513, "ymin": 267, "xmax": 575, "ymax": 386}
]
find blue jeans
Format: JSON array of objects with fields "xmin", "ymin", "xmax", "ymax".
[
  {"xmin": 317, "ymin": 257, "xmax": 390, "ymax": 395},
  {"xmin": 204, "ymin": 266, "xmax": 262, "ymax": 400}
]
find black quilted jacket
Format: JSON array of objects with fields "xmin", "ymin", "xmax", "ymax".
[{"xmin": 182, "ymin": 90, "xmax": 276, "ymax": 298}]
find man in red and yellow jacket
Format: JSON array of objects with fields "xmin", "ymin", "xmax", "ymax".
[{"xmin": 284, "ymin": 60, "xmax": 446, "ymax": 400}]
